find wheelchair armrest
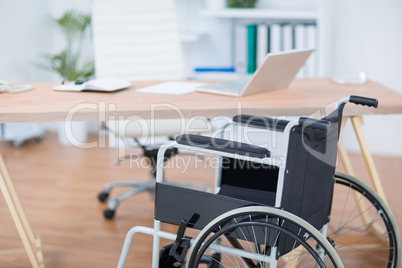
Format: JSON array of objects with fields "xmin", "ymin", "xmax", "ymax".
[
  {"xmin": 232, "ymin": 114, "xmax": 290, "ymax": 132},
  {"xmin": 176, "ymin": 134, "xmax": 270, "ymax": 158},
  {"xmin": 233, "ymin": 115, "xmax": 330, "ymax": 136},
  {"xmin": 298, "ymin": 117, "xmax": 331, "ymax": 131}
]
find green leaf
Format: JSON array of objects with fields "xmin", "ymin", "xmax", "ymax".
[{"xmin": 37, "ymin": 9, "xmax": 95, "ymax": 82}]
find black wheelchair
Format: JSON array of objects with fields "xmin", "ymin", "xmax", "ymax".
[{"xmin": 117, "ymin": 96, "xmax": 401, "ymax": 268}]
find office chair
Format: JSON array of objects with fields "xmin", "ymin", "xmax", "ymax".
[
  {"xmin": 92, "ymin": 0, "xmax": 212, "ymax": 219},
  {"xmin": 98, "ymin": 118, "xmax": 213, "ymax": 219}
]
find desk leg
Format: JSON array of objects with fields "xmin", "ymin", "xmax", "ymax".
[
  {"xmin": 339, "ymin": 116, "xmax": 387, "ymax": 203},
  {"xmin": 349, "ymin": 116, "xmax": 388, "ymax": 203},
  {"xmin": 0, "ymin": 153, "xmax": 45, "ymax": 268},
  {"xmin": 338, "ymin": 116, "xmax": 390, "ymax": 245}
]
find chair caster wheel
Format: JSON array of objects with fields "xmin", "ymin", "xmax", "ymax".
[
  {"xmin": 34, "ymin": 135, "xmax": 43, "ymax": 142},
  {"xmin": 98, "ymin": 192, "xmax": 109, "ymax": 202},
  {"xmin": 12, "ymin": 140, "xmax": 23, "ymax": 148},
  {"xmin": 104, "ymin": 209, "xmax": 115, "ymax": 219}
]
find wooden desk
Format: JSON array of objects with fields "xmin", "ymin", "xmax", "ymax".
[
  {"xmin": 1, "ymin": 79, "xmax": 402, "ymax": 123},
  {"xmin": 1, "ymin": 78, "xmax": 402, "ymax": 268}
]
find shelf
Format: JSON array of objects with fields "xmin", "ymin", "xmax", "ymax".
[
  {"xmin": 200, "ymin": 8, "xmax": 318, "ymax": 20},
  {"xmin": 189, "ymin": 71, "xmax": 240, "ymax": 80}
]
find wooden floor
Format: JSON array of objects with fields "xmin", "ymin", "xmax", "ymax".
[{"xmin": 0, "ymin": 133, "xmax": 401, "ymax": 267}]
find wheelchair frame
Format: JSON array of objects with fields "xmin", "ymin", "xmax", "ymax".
[{"xmin": 117, "ymin": 96, "xmax": 400, "ymax": 268}]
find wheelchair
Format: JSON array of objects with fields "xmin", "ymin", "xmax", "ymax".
[{"xmin": 117, "ymin": 96, "xmax": 401, "ymax": 268}]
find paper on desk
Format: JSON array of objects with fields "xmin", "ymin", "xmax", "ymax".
[{"xmin": 136, "ymin": 81, "xmax": 207, "ymax": 95}]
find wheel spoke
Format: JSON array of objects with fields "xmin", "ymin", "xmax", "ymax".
[{"xmin": 329, "ymin": 174, "xmax": 401, "ymax": 267}]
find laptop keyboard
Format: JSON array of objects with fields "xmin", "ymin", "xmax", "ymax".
[{"xmin": 199, "ymin": 76, "xmax": 251, "ymax": 94}]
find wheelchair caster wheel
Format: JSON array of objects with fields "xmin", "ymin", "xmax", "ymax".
[
  {"xmin": 103, "ymin": 209, "xmax": 115, "ymax": 219},
  {"xmin": 98, "ymin": 192, "xmax": 109, "ymax": 202}
]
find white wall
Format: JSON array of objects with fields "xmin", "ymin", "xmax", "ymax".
[
  {"xmin": 1, "ymin": 0, "xmax": 401, "ymax": 155},
  {"xmin": 322, "ymin": 0, "xmax": 402, "ymax": 156},
  {"xmin": 177, "ymin": 0, "xmax": 234, "ymax": 77},
  {"xmin": 0, "ymin": 0, "xmax": 95, "ymax": 143},
  {"xmin": 0, "ymin": 0, "xmax": 92, "ymax": 83}
]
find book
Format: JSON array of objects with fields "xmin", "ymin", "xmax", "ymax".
[
  {"xmin": 256, "ymin": 23, "xmax": 269, "ymax": 67},
  {"xmin": 247, "ymin": 24, "xmax": 257, "ymax": 74},
  {"xmin": 53, "ymin": 77, "xmax": 132, "ymax": 92}
]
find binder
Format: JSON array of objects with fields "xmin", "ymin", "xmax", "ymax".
[
  {"xmin": 269, "ymin": 23, "xmax": 281, "ymax": 54},
  {"xmin": 306, "ymin": 24, "xmax": 317, "ymax": 77},
  {"xmin": 282, "ymin": 24, "xmax": 293, "ymax": 51},
  {"xmin": 294, "ymin": 24, "xmax": 307, "ymax": 78},
  {"xmin": 256, "ymin": 24, "xmax": 269, "ymax": 67},
  {"xmin": 234, "ymin": 24, "xmax": 247, "ymax": 74},
  {"xmin": 247, "ymin": 24, "xmax": 257, "ymax": 74}
]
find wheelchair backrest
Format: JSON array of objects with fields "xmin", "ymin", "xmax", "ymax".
[
  {"xmin": 219, "ymin": 103, "xmax": 345, "ymax": 231},
  {"xmin": 282, "ymin": 104, "xmax": 346, "ymax": 228}
]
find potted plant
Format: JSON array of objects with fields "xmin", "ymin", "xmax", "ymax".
[
  {"xmin": 37, "ymin": 10, "xmax": 94, "ymax": 146},
  {"xmin": 38, "ymin": 10, "xmax": 95, "ymax": 83},
  {"xmin": 227, "ymin": 0, "xmax": 258, "ymax": 8}
]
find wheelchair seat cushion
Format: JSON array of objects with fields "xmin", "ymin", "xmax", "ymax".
[
  {"xmin": 218, "ymin": 184, "xmax": 276, "ymax": 206},
  {"xmin": 176, "ymin": 134, "xmax": 270, "ymax": 158}
]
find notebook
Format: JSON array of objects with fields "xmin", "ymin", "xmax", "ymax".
[
  {"xmin": 196, "ymin": 48, "xmax": 315, "ymax": 97},
  {"xmin": 53, "ymin": 77, "xmax": 132, "ymax": 92}
]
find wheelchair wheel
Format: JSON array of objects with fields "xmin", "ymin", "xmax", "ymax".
[
  {"xmin": 329, "ymin": 172, "xmax": 401, "ymax": 267},
  {"xmin": 186, "ymin": 206, "xmax": 343, "ymax": 268}
]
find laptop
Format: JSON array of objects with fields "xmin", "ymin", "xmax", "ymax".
[{"xmin": 196, "ymin": 48, "xmax": 315, "ymax": 97}]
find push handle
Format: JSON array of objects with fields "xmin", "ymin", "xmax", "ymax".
[
  {"xmin": 298, "ymin": 117, "xmax": 330, "ymax": 131},
  {"xmin": 350, "ymin": 95, "xmax": 379, "ymax": 108}
]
